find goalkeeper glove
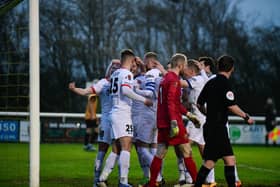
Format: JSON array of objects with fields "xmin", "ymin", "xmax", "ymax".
[
  {"xmin": 170, "ymin": 120, "xmax": 179, "ymax": 138},
  {"xmin": 186, "ymin": 112, "xmax": 201, "ymax": 128}
]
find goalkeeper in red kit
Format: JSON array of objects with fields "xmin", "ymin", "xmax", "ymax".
[{"xmin": 141, "ymin": 53, "xmax": 200, "ymax": 187}]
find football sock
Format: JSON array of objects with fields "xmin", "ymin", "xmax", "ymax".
[
  {"xmin": 178, "ymin": 157, "xmax": 186, "ymax": 182},
  {"xmin": 99, "ymin": 152, "xmax": 118, "ymax": 181},
  {"xmin": 119, "ymin": 150, "xmax": 130, "ymax": 184},
  {"xmin": 204, "ymin": 159, "xmax": 215, "ymax": 183},
  {"xmin": 139, "ymin": 146, "xmax": 165, "ymax": 182},
  {"xmin": 205, "ymin": 167, "xmax": 215, "ymax": 183},
  {"xmin": 149, "ymin": 156, "xmax": 162, "ymax": 186},
  {"xmin": 94, "ymin": 151, "xmax": 105, "ymax": 184},
  {"xmin": 91, "ymin": 131, "xmax": 98, "ymax": 143},
  {"xmin": 184, "ymin": 157, "xmax": 197, "ymax": 182},
  {"xmin": 137, "ymin": 147, "xmax": 150, "ymax": 178},
  {"xmin": 194, "ymin": 165, "xmax": 211, "ymax": 187},
  {"xmin": 84, "ymin": 132, "xmax": 90, "ymax": 145},
  {"xmin": 138, "ymin": 147, "xmax": 154, "ymax": 165},
  {"xmin": 225, "ymin": 166, "xmax": 236, "ymax": 187}
]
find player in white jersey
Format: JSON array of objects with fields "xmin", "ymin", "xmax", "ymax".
[
  {"xmin": 68, "ymin": 59, "xmax": 121, "ymax": 187},
  {"xmin": 98, "ymin": 58, "xmax": 147, "ymax": 187},
  {"xmin": 185, "ymin": 60, "xmax": 207, "ymax": 151},
  {"xmin": 132, "ymin": 52, "xmax": 165, "ymax": 185},
  {"xmin": 177, "ymin": 59, "xmax": 215, "ymax": 186},
  {"xmin": 110, "ymin": 49, "xmax": 152, "ymax": 187}
]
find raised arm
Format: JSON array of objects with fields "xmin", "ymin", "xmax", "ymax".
[
  {"xmin": 153, "ymin": 60, "xmax": 168, "ymax": 76},
  {"xmin": 68, "ymin": 82, "xmax": 93, "ymax": 96}
]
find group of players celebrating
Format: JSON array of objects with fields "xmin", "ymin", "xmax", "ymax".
[{"xmin": 69, "ymin": 49, "xmax": 254, "ymax": 187}]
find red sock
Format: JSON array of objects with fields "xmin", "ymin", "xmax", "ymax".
[
  {"xmin": 184, "ymin": 157, "xmax": 198, "ymax": 182},
  {"xmin": 149, "ymin": 156, "xmax": 162, "ymax": 187}
]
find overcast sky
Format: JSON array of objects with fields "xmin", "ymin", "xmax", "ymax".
[{"xmin": 237, "ymin": 0, "xmax": 280, "ymax": 27}]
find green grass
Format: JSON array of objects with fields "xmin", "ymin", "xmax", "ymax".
[{"xmin": 0, "ymin": 143, "xmax": 279, "ymax": 187}]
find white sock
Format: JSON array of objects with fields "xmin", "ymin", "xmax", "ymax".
[
  {"xmin": 137, "ymin": 147, "xmax": 150, "ymax": 178},
  {"xmin": 178, "ymin": 157, "xmax": 186, "ymax": 181},
  {"xmin": 119, "ymin": 150, "xmax": 130, "ymax": 184},
  {"xmin": 99, "ymin": 152, "xmax": 118, "ymax": 181},
  {"xmin": 94, "ymin": 151, "xmax": 106, "ymax": 184},
  {"xmin": 138, "ymin": 147, "xmax": 154, "ymax": 165},
  {"xmin": 235, "ymin": 165, "xmax": 240, "ymax": 182},
  {"xmin": 205, "ymin": 168, "xmax": 215, "ymax": 183}
]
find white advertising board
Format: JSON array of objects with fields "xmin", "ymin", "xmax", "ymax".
[
  {"xmin": 229, "ymin": 124, "xmax": 280, "ymax": 144},
  {"xmin": 19, "ymin": 121, "xmax": 30, "ymax": 142}
]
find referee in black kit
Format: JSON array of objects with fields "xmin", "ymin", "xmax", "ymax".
[{"xmin": 194, "ymin": 55, "xmax": 254, "ymax": 187}]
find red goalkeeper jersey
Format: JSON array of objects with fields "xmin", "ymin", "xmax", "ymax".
[{"xmin": 157, "ymin": 71, "xmax": 187, "ymax": 128}]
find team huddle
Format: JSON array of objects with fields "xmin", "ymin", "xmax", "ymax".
[{"xmin": 69, "ymin": 49, "xmax": 254, "ymax": 187}]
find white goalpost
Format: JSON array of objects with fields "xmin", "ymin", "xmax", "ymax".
[{"xmin": 29, "ymin": 0, "xmax": 40, "ymax": 186}]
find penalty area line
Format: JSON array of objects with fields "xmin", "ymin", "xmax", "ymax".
[{"xmin": 238, "ymin": 164, "xmax": 279, "ymax": 174}]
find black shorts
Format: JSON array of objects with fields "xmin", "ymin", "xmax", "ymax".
[
  {"xmin": 85, "ymin": 119, "xmax": 97, "ymax": 128},
  {"xmin": 203, "ymin": 125, "xmax": 234, "ymax": 162}
]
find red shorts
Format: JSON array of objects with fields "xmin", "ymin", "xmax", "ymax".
[{"xmin": 157, "ymin": 122, "xmax": 188, "ymax": 145}]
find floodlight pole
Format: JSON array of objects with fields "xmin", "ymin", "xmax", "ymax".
[{"xmin": 29, "ymin": 0, "xmax": 40, "ymax": 187}]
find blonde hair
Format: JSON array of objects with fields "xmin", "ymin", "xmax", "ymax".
[{"xmin": 170, "ymin": 53, "xmax": 187, "ymax": 68}]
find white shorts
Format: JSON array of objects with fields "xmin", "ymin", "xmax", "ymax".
[
  {"xmin": 133, "ymin": 113, "xmax": 157, "ymax": 144},
  {"xmin": 111, "ymin": 111, "xmax": 133, "ymax": 139},
  {"xmin": 186, "ymin": 115, "xmax": 206, "ymax": 145},
  {"xmin": 97, "ymin": 116, "xmax": 114, "ymax": 144}
]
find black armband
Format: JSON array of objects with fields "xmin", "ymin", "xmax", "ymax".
[{"xmin": 243, "ymin": 113, "xmax": 250, "ymax": 122}]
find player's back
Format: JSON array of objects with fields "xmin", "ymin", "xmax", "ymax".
[
  {"xmin": 143, "ymin": 68, "xmax": 161, "ymax": 113},
  {"xmin": 132, "ymin": 74, "xmax": 146, "ymax": 115},
  {"xmin": 187, "ymin": 75, "xmax": 205, "ymax": 105},
  {"xmin": 97, "ymin": 78, "xmax": 112, "ymax": 115},
  {"xmin": 110, "ymin": 68, "xmax": 134, "ymax": 113}
]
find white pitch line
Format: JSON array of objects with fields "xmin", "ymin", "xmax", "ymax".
[{"xmin": 238, "ymin": 164, "xmax": 279, "ymax": 174}]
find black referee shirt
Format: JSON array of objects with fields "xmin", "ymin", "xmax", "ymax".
[{"xmin": 197, "ymin": 74, "xmax": 236, "ymax": 127}]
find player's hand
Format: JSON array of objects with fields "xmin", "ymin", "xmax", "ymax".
[
  {"xmin": 170, "ymin": 120, "xmax": 179, "ymax": 138},
  {"xmin": 247, "ymin": 118, "xmax": 254, "ymax": 125},
  {"xmin": 186, "ymin": 112, "xmax": 201, "ymax": 128},
  {"xmin": 244, "ymin": 113, "xmax": 254, "ymax": 125},
  {"xmin": 135, "ymin": 56, "xmax": 144, "ymax": 66},
  {"xmin": 144, "ymin": 98, "xmax": 153, "ymax": 107},
  {"xmin": 68, "ymin": 82, "xmax": 76, "ymax": 91},
  {"xmin": 152, "ymin": 60, "xmax": 167, "ymax": 76},
  {"xmin": 194, "ymin": 60, "xmax": 203, "ymax": 70}
]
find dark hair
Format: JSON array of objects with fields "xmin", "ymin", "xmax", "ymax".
[
  {"xmin": 170, "ymin": 53, "xmax": 187, "ymax": 68},
  {"xmin": 187, "ymin": 59, "xmax": 200, "ymax": 74},
  {"xmin": 144, "ymin": 52, "xmax": 157, "ymax": 59},
  {"xmin": 217, "ymin": 55, "xmax": 234, "ymax": 72},
  {"xmin": 198, "ymin": 56, "xmax": 215, "ymax": 72},
  {"xmin": 121, "ymin": 49, "xmax": 135, "ymax": 63}
]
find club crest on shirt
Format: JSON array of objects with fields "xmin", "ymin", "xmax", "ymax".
[{"xmin": 226, "ymin": 91, "xmax": 234, "ymax": 101}]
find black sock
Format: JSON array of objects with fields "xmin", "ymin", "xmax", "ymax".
[
  {"xmin": 91, "ymin": 132, "xmax": 98, "ymax": 143},
  {"xmin": 194, "ymin": 165, "xmax": 211, "ymax": 187},
  {"xmin": 84, "ymin": 133, "xmax": 90, "ymax": 146},
  {"xmin": 225, "ymin": 166, "xmax": 235, "ymax": 187}
]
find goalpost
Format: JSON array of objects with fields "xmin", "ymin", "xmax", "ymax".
[{"xmin": 29, "ymin": 0, "xmax": 40, "ymax": 186}]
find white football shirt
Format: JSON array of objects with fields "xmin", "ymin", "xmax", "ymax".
[{"xmin": 110, "ymin": 68, "xmax": 134, "ymax": 112}]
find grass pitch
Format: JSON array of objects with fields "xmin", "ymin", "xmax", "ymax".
[{"xmin": 0, "ymin": 143, "xmax": 279, "ymax": 187}]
